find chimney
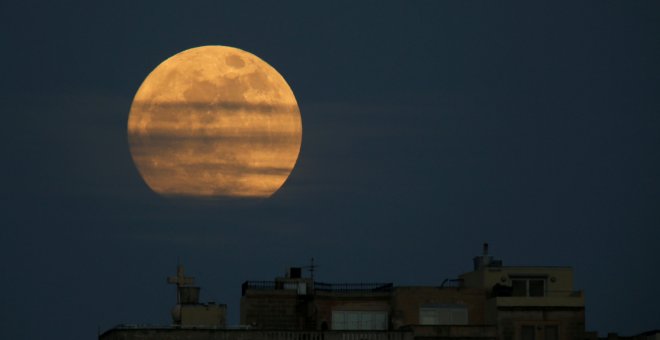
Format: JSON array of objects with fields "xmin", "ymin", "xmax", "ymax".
[
  {"xmin": 473, "ymin": 242, "xmax": 494, "ymax": 270},
  {"xmin": 482, "ymin": 242, "xmax": 491, "ymax": 266}
]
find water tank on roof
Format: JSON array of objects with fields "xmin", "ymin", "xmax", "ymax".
[{"xmin": 288, "ymin": 267, "xmax": 302, "ymax": 278}]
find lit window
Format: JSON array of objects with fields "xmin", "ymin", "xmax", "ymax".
[{"xmin": 419, "ymin": 305, "xmax": 468, "ymax": 325}]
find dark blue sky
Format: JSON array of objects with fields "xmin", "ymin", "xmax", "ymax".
[{"xmin": 1, "ymin": 2, "xmax": 659, "ymax": 339}]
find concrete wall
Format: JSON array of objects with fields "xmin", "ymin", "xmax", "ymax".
[
  {"xmin": 461, "ymin": 267, "xmax": 575, "ymax": 296},
  {"xmin": 241, "ymin": 289, "xmax": 392, "ymax": 330},
  {"xmin": 100, "ymin": 329, "xmax": 413, "ymax": 340},
  {"xmin": 494, "ymin": 308, "xmax": 585, "ymax": 340},
  {"xmin": 402, "ymin": 325, "xmax": 497, "ymax": 340},
  {"xmin": 180, "ymin": 304, "xmax": 226, "ymax": 327},
  {"xmin": 241, "ymin": 266, "xmax": 584, "ymax": 340},
  {"xmin": 242, "ymin": 287, "xmax": 487, "ymax": 331},
  {"xmin": 391, "ymin": 287, "xmax": 488, "ymax": 328},
  {"xmin": 314, "ymin": 292, "xmax": 391, "ymax": 330},
  {"xmin": 240, "ymin": 290, "xmax": 302, "ymax": 329}
]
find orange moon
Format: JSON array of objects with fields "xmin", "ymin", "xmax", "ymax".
[{"xmin": 127, "ymin": 46, "xmax": 302, "ymax": 198}]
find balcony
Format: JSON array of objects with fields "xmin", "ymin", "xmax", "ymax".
[
  {"xmin": 242, "ymin": 281, "xmax": 393, "ymax": 296},
  {"xmin": 489, "ymin": 290, "xmax": 584, "ymax": 308}
]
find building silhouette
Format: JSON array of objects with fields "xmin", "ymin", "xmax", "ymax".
[
  {"xmin": 239, "ymin": 243, "xmax": 582, "ymax": 340},
  {"xmin": 99, "ymin": 244, "xmax": 655, "ymax": 340},
  {"xmin": 167, "ymin": 264, "xmax": 227, "ymax": 327}
]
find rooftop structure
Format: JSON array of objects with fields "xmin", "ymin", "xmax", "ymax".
[
  {"xmin": 100, "ymin": 244, "xmax": 647, "ymax": 340},
  {"xmin": 166, "ymin": 264, "xmax": 226, "ymax": 328}
]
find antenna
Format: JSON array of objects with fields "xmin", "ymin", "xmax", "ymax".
[
  {"xmin": 302, "ymin": 257, "xmax": 318, "ymax": 281},
  {"xmin": 167, "ymin": 264, "xmax": 195, "ymax": 304},
  {"xmin": 310, "ymin": 258, "xmax": 315, "ymax": 282}
]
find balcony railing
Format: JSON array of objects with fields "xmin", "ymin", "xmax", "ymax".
[
  {"xmin": 315, "ymin": 282, "xmax": 393, "ymax": 293},
  {"xmin": 489, "ymin": 290, "xmax": 585, "ymax": 308},
  {"xmin": 491, "ymin": 289, "xmax": 583, "ymax": 298},
  {"xmin": 242, "ymin": 281, "xmax": 276, "ymax": 292},
  {"xmin": 242, "ymin": 281, "xmax": 393, "ymax": 296}
]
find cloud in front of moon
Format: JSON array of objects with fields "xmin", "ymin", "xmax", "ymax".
[{"xmin": 127, "ymin": 46, "xmax": 302, "ymax": 198}]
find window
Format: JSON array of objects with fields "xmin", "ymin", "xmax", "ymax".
[
  {"xmin": 419, "ymin": 305, "xmax": 468, "ymax": 325},
  {"xmin": 529, "ymin": 280, "xmax": 545, "ymax": 297},
  {"xmin": 511, "ymin": 277, "xmax": 546, "ymax": 297},
  {"xmin": 512, "ymin": 280, "xmax": 527, "ymax": 296},
  {"xmin": 521, "ymin": 326, "xmax": 536, "ymax": 340},
  {"xmin": 331, "ymin": 311, "xmax": 388, "ymax": 330},
  {"xmin": 282, "ymin": 282, "xmax": 307, "ymax": 295},
  {"xmin": 544, "ymin": 326, "xmax": 558, "ymax": 340}
]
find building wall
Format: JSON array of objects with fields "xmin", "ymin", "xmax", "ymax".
[
  {"xmin": 242, "ymin": 287, "xmax": 487, "ymax": 331},
  {"xmin": 240, "ymin": 290, "xmax": 303, "ymax": 329},
  {"xmin": 461, "ymin": 267, "xmax": 575, "ymax": 295},
  {"xmin": 240, "ymin": 263, "xmax": 585, "ymax": 340},
  {"xmin": 100, "ymin": 329, "xmax": 413, "ymax": 340},
  {"xmin": 494, "ymin": 308, "xmax": 585, "ymax": 340},
  {"xmin": 179, "ymin": 304, "xmax": 226, "ymax": 327},
  {"xmin": 314, "ymin": 291, "xmax": 391, "ymax": 330},
  {"xmin": 391, "ymin": 287, "xmax": 488, "ymax": 328},
  {"xmin": 402, "ymin": 325, "xmax": 497, "ymax": 340},
  {"xmin": 242, "ymin": 288, "xmax": 392, "ymax": 330},
  {"xmin": 462, "ymin": 265, "xmax": 584, "ymax": 340}
]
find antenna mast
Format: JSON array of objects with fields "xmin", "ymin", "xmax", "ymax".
[
  {"xmin": 302, "ymin": 257, "xmax": 318, "ymax": 282},
  {"xmin": 310, "ymin": 257, "xmax": 316, "ymax": 282}
]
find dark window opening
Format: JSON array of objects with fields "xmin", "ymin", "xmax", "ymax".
[
  {"xmin": 521, "ymin": 326, "xmax": 536, "ymax": 340},
  {"xmin": 511, "ymin": 277, "xmax": 546, "ymax": 297},
  {"xmin": 529, "ymin": 280, "xmax": 545, "ymax": 297}
]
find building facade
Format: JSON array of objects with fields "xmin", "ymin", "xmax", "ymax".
[
  {"xmin": 239, "ymin": 244, "xmax": 584, "ymax": 340},
  {"xmin": 461, "ymin": 245, "xmax": 585, "ymax": 340},
  {"xmin": 166, "ymin": 264, "xmax": 227, "ymax": 328},
  {"xmin": 100, "ymin": 244, "xmax": 589, "ymax": 340}
]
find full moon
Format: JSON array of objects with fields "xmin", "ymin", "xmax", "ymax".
[{"xmin": 127, "ymin": 46, "xmax": 302, "ymax": 198}]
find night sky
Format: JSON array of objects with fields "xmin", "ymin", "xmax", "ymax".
[{"xmin": 2, "ymin": 2, "xmax": 659, "ymax": 339}]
